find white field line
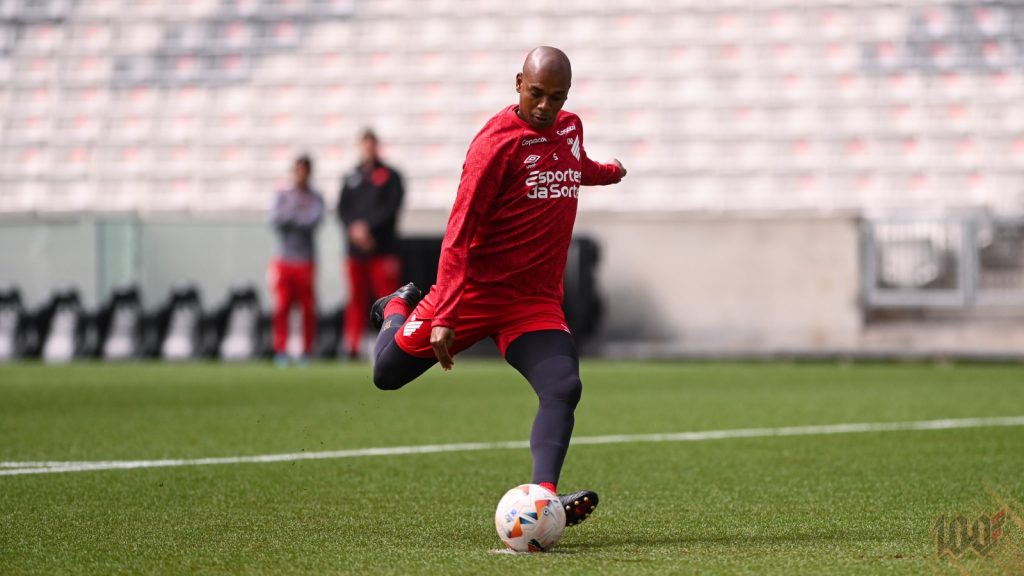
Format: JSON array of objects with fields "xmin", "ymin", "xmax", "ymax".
[{"xmin": 2, "ymin": 415, "xmax": 1023, "ymax": 477}]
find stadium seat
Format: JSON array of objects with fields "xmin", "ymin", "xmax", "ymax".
[
  {"xmin": 144, "ymin": 178, "xmax": 193, "ymax": 211},
  {"xmin": 220, "ymin": 0, "xmax": 261, "ymax": 17},
  {"xmin": 6, "ymin": 0, "xmax": 72, "ymax": 22},
  {"xmin": 75, "ymin": 0, "xmax": 117, "ymax": 18},
  {"xmin": 314, "ymin": 305, "xmax": 344, "ymax": 359},
  {"xmin": 313, "ymin": 0, "xmax": 357, "ymax": 16},
  {"xmin": 206, "ymin": 286, "xmax": 264, "ymax": 361},
  {"xmin": 155, "ymin": 286, "xmax": 204, "ymax": 361},
  {"xmin": 158, "ymin": 112, "xmax": 204, "ymax": 142},
  {"xmin": 17, "ymin": 23, "xmax": 63, "ymax": 54},
  {"xmin": 65, "ymin": 22, "xmax": 113, "ymax": 53},
  {"xmin": 35, "ymin": 288, "xmax": 86, "ymax": 364},
  {"xmin": 116, "ymin": 22, "xmax": 164, "ymax": 54},
  {"xmin": 96, "ymin": 286, "xmax": 145, "ymax": 361},
  {"xmin": 0, "ymin": 287, "xmax": 28, "ymax": 362},
  {"xmin": 563, "ymin": 237, "xmax": 604, "ymax": 348}
]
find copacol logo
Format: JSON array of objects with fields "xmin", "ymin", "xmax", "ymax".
[{"xmin": 933, "ymin": 508, "xmax": 1007, "ymax": 560}]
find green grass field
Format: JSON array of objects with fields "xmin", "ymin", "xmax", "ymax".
[{"xmin": 1, "ymin": 361, "xmax": 1023, "ymax": 575}]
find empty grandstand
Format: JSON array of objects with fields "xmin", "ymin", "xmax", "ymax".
[{"xmin": 1, "ymin": 0, "xmax": 1022, "ymax": 214}]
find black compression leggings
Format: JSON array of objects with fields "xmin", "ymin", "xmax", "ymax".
[
  {"xmin": 505, "ymin": 330, "xmax": 582, "ymax": 486},
  {"xmin": 372, "ymin": 320, "xmax": 582, "ymax": 487}
]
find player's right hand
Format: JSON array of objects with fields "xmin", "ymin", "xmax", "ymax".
[{"xmin": 430, "ymin": 326, "xmax": 455, "ymax": 371}]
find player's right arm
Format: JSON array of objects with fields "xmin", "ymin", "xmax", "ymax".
[
  {"xmin": 430, "ymin": 131, "xmax": 512, "ymax": 368},
  {"xmin": 270, "ymin": 191, "xmax": 293, "ymax": 228},
  {"xmin": 337, "ymin": 176, "xmax": 353, "ymax": 226},
  {"xmin": 292, "ymin": 193, "xmax": 324, "ymax": 229}
]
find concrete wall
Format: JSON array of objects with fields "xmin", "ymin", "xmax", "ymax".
[
  {"xmin": 581, "ymin": 213, "xmax": 864, "ymax": 352},
  {"xmin": 0, "ymin": 218, "xmax": 100, "ymax": 307},
  {"xmin": 0, "ymin": 211, "xmax": 863, "ymax": 353},
  {"xmin": 400, "ymin": 210, "xmax": 865, "ymax": 353},
  {"xmin": 135, "ymin": 218, "xmax": 344, "ymax": 312}
]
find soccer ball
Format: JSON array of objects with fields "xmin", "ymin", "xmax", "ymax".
[{"xmin": 494, "ymin": 484, "xmax": 566, "ymax": 552}]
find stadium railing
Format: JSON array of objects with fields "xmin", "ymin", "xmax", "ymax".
[{"xmin": 861, "ymin": 215, "xmax": 1024, "ymax": 309}]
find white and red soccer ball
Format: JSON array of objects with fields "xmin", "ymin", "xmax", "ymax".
[{"xmin": 494, "ymin": 483, "xmax": 566, "ymax": 552}]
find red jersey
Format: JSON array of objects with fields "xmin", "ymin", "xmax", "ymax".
[{"xmin": 432, "ymin": 105, "xmax": 622, "ymax": 329}]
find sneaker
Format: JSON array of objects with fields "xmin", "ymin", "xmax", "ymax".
[
  {"xmin": 559, "ymin": 490, "xmax": 599, "ymax": 527},
  {"xmin": 371, "ymin": 282, "xmax": 423, "ymax": 329},
  {"xmin": 273, "ymin": 353, "xmax": 290, "ymax": 368}
]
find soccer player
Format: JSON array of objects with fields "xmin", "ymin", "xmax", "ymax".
[
  {"xmin": 370, "ymin": 47, "xmax": 626, "ymax": 527},
  {"xmin": 269, "ymin": 154, "xmax": 324, "ymax": 366},
  {"xmin": 337, "ymin": 129, "xmax": 405, "ymax": 359}
]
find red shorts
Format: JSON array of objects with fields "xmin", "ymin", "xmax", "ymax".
[{"xmin": 395, "ymin": 286, "xmax": 571, "ymax": 359}]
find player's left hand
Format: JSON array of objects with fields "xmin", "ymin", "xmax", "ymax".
[
  {"xmin": 610, "ymin": 158, "xmax": 627, "ymax": 179},
  {"xmin": 430, "ymin": 326, "xmax": 455, "ymax": 371}
]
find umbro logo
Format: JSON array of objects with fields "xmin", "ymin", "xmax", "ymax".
[{"xmin": 524, "ymin": 154, "xmax": 541, "ymax": 165}]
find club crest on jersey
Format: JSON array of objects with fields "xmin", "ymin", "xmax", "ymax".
[{"xmin": 567, "ymin": 136, "xmax": 581, "ymax": 161}]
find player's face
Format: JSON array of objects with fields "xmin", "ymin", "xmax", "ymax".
[
  {"xmin": 293, "ymin": 162, "xmax": 309, "ymax": 188},
  {"xmin": 360, "ymin": 137, "xmax": 379, "ymax": 164},
  {"xmin": 516, "ymin": 70, "xmax": 570, "ymax": 130}
]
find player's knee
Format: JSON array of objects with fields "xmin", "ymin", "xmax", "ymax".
[
  {"xmin": 543, "ymin": 372, "xmax": 582, "ymax": 407},
  {"xmin": 372, "ymin": 362, "xmax": 405, "ymax": 391}
]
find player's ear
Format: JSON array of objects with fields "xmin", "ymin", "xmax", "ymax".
[{"xmin": 515, "ymin": 72, "xmax": 523, "ymax": 93}]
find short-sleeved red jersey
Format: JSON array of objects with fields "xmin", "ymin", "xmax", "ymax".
[{"xmin": 432, "ymin": 105, "xmax": 622, "ymax": 328}]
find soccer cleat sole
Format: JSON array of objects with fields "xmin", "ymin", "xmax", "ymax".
[{"xmin": 559, "ymin": 490, "xmax": 599, "ymax": 527}]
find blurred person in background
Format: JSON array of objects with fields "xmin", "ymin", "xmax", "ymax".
[
  {"xmin": 269, "ymin": 154, "xmax": 324, "ymax": 366},
  {"xmin": 337, "ymin": 129, "xmax": 405, "ymax": 359}
]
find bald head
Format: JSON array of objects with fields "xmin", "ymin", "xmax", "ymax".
[
  {"xmin": 516, "ymin": 46, "xmax": 572, "ymax": 130},
  {"xmin": 523, "ymin": 46, "xmax": 572, "ymax": 84}
]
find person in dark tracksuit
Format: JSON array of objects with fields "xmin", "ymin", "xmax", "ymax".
[{"xmin": 337, "ymin": 129, "xmax": 405, "ymax": 359}]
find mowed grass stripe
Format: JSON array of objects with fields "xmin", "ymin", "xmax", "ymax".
[{"xmin": 3, "ymin": 415, "xmax": 1023, "ymax": 477}]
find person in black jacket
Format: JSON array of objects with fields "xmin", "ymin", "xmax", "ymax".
[{"xmin": 337, "ymin": 129, "xmax": 405, "ymax": 358}]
